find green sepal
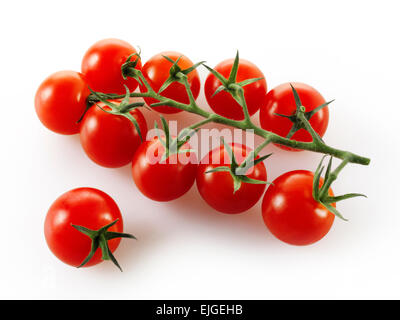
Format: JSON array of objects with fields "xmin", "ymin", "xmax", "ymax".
[
  {"xmin": 181, "ymin": 61, "xmax": 206, "ymax": 75},
  {"xmin": 232, "ymin": 176, "xmax": 242, "ymax": 193},
  {"xmin": 290, "ymin": 83, "xmax": 302, "ymax": 110},
  {"xmin": 227, "ymin": 50, "xmax": 240, "ymax": 83},
  {"xmin": 254, "ymin": 153, "xmax": 273, "ymax": 166},
  {"xmin": 158, "ymin": 76, "xmax": 177, "ymax": 94},
  {"xmin": 99, "ymin": 234, "xmax": 111, "ymax": 261},
  {"xmin": 76, "ymin": 238, "xmax": 100, "ymax": 268},
  {"xmin": 122, "ymin": 113, "xmax": 143, "ymax": 142},
  {"xmin": 220, "ymin": 137, "xmax": 238, "ymax": 169},
  {"xmin": 71, "ymin": 219, "xmax": 136, "ymax": 272},
  {"xmin": 231, "ymin": 174, "xmax": 269, "ymax": 194},
  {"xmin": 211, "ymin": 85, "xmax": 226, "ymax": 98},
  {"xmin": 306, "ymin": 100, "xmax": 335, "ymax": 119},
  {"xmin": 154, "ymin": 121, "xmax": 167, "ymax": 148},
  {"xmin": 321, "ymin": 202, "xmax": 348, "ymax": 221},
  {"xmin": 203, "ymin": 64, "xmax": 228, "ymax": 87},
  {"xmin": 107, "ymin": 249, "xmax": 122, "ymax": 272},
  {"xmin": 273, "ymin": 112, "xmax": 293, "ymax": 119},
  {"xmin": 162, "ymin": 55, "xmax": 177, "ymax": 64},
  {"xmin": 205, "ymin": 166, "xmax": 231, "ymax": 174},
  {"xmin": 236, "ymin": 152, "xmax": 272, "ymax": 175},
  {"xmin": 106, "ymin": 231, "xmax": 137, "ymax": 240},
  {"xmin": 237, "ymin": 77, "xmax": 264, "ymax": 87},
  {"xmin": 324, "ymin": 193, "xmax": 367, "ymax": 203},
  {"xmin": 312, "ymin": 155, "xmax": 327, "ymax": 200},
  {"xmin": 238, "ymin": 175, "xmax": 270, "ymax": 185}
]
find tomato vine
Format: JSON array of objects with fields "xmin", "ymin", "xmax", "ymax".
[{"xmin": 85, "ymin": 51, "xmax": 370, "ymax": 219}]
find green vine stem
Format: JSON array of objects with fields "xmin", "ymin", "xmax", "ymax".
[{"xmin": 88, "ymin": 65, "xmax": 370, "ymax": 166}]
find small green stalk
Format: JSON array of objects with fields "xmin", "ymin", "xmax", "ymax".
[{"xmin": 71, "ymin": 219, "xmax": 136, "ymax": 271}]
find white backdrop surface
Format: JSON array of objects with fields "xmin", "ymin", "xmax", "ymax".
[{"xmin": 0, "ymin": 0, "xmax": 399, "ymax": 299}]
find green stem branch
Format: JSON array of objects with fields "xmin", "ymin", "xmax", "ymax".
[{"xmin": 89, "ymin": 70, "xmax": 370, "ymax": 166}]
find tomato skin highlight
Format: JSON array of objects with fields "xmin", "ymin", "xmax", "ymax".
[
  {"xmin": 196, "ymin": 143, "xmax": 267, "ymax": 214},
  {"xmin": 259, "ymin": 82, "xmax": 329, "ymax": 151},
  {"xmin": 44, "ymin": 188, "xmax": 123, "ymax": 267},
  {"xmin": 79, "ymin": 102, "xmax": 147, "ymax": 168},
  {"xmin": 81, "ymin": 38, "xmax": 142, "ymax": 94},
  {"xmin": 204, "ymin": 59, "xmax": 267, "ymax": 120},
  {"xmin": 262, "ymin": 170, "xmax": 335, "ymax": 246},
  {"xmin": 140, "ymin": 52, "xmax": 200, "ymax": 114},
  {"xmin": 131, "ymin": 137, "xmax": 198, "ymax": 201},
  {"xmin": 35, "ymin": 70, "xmax": 90, "ymax": 135}
]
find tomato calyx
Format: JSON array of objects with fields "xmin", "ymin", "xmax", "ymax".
[
  {"xmin": 206, "ymin": 138, "xmax": 272, "ymax": 193},
  {"xmin": 312, "ymin": 156, "xmax": 367, "ymax": 221},
  {"xmin": 71, "ymin": 219, "xmax": 136, "ymax": 271},
  {"xmin": 274, "ymin": 84, "xmax": 334, "ymax": 141},
  {"xmin": 154, "ymin": 115, "xmax": 197, "ymax": 161},
  {"xmin": 154, "ymin": 55, "xmax": 205, "ymax": 95},
  {"xmin": 121, "ymin": 51, "xmax": 142, "ymax": 85},
  {"xmin": 85, "ymin": 86, "xmax": 147, "ymax": 141},
  {"xmin": 205, "ymin": 51, "xmax": 263, "ymax": 98}
]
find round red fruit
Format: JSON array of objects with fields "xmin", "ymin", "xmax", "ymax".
[{"xmin": 35, "ymin": 71, "xmax": 90, "ymax": 135}]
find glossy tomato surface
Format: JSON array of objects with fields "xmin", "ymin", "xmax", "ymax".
[
  {"xmin": 44, "ymin": 188, "xmax": 123, "ymax": 267},
  {"xmin": 79, "ymin": 102, "xmax": 147, "ymax": 168},
  {"xmin": 132, "ymin": 137, "xmax": 198, "ymax": 201},
  {"xmin": 262, "ymin": 170, "xmax": 335, "ymax": 246},
  {"xmin": 259, "ymin": 82, "xmax": 329, "ymax": 151},
  {"xmin": 140, "ymin": 52, "xmax": 200, "ymax": 114},
  {"xmin": 205, "ymin": 59, "xmax": 267, "ymax": 120},
  {"xmin": 35, "ymin": 71, "xmax": 90, "ymax": 135},
  {"xmin": 196, "ymin": 143, "xmax": 267, "ymax": 214},
  {"xmin": 81, "ymin": 38, "xmax": 142, "ymax": 94}
]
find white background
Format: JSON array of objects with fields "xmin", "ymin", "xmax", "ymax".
[{"xmin": 1, "ymin": 0, "xmax": 399, "ymax": 299}]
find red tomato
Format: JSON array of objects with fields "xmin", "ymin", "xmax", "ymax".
[
  {"xmin": 140, "ymin": 52, "xmax": 200, "ymax": 114},
  {"xmin": 79, "ymin": 101, "xmax": 148, "ymax": 168},
  {"xmin": 204, "ymin": 59, "xmax": 267, "ymax": 120},
  {"xmin": 131, "ymin": 137, "xmax": 198, "ymax": 201},
  {"xmin": 44, "ymin": 188, "xmax": 123, "ymax": 267},
  {"xmin": 196, "ymin": 143, "xmax": 267, "ymax": 214},
  {"xmin": 259, "ymin": 82, "xmax": 329, "ymax": 151},
  {"xmin": 262, "ymin": 170, "xmax": 335, "ymax": 246},
  {"xmin": 81, "ymin": 38, "xmax": 142, "ymax": 94},
  {"xmin": 35, "ymin": 71, "xmax": 90, "ymax": 135}
]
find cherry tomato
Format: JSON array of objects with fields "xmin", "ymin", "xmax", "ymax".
[
  {"xmin": 140, "ymin": 52, "xmax": 200, "ymax": 114},
  {"xmin": 44, "ymin": 188, "xmax": 123, "ymax": 267},
  {"xmin": 262, "ymin": 170, "xmax": 335, "ymax": 246},
  {"xmin": 204, "ymin": 59, "xmax": 267, "ymax": 120},
  {"xmin": 79, "ymin": 101, "xmax": 148, "ymax": 168},
  {"xmin": 131, "ymin": 137, "xmax": 198, "ymax": 201},
  {"xmin": 196, "ymin": 143, "xmax": 267, "ymax": 214},
  {"xmin": 35, "ymin": 71, "xmax": 90, "ymax": 135},
  {"xmin": 81, "ymin": 38, "xmax": 142, "ymax": 94},
  {"xmin": 259, "ymin": 82, "xmax": 329, "ymax": 151}
]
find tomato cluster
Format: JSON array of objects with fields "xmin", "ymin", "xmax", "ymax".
[{"xmin": 37, "ymin": 38, "xmax": 340, "ymax": 270}]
